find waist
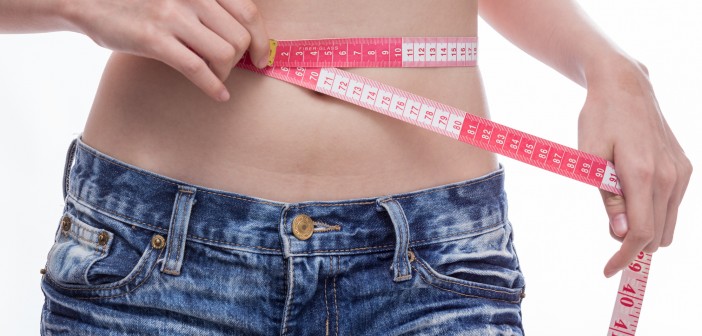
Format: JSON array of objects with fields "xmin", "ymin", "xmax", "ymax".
[
  {"xmin": 84, "ymin": 51, "xmax": 496, "ymax": 202},
  {"xmin": 65, "ymin": 136, "xmax": 508, "ymax": 255}
]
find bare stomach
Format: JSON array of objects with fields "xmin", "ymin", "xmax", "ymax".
[{"xmin": 81, "ymin": 0, "xmax": 497, "ymax": 203}]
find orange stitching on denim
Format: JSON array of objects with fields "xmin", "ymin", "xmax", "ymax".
[
  {"xmin": 411, "ymin": 265, "xmax": 521, "ymax": 304},
  {"xmin": 413, "ymin": 257, "xmax": 518, "ymax": 296}
]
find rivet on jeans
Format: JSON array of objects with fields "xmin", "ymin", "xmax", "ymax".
[
  {"xmin": 60, "ymin": 215, "xmax": 71, "ymax": 232},
  {"xmin": 151, "ymin": 234, "xmax": 166, "ymax": 250},
  {"xmin": 97, "ymin": 231, "xmax": 109, "ymax": 246}
]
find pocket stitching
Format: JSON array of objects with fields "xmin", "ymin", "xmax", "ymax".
[
  {"xmin": 412, "ymin": 251, "xmax": 523, "ymax": 303},
  {"xmin": 411, "ymin": 264, "xmax": 521, "ymax": 304},
  {"xmin": 46, "ymin": 247, "xmax": 164, "ymax": 301},
  {"xmin": 413, "ymin": 255, "xmax": 518, "ymax": 295},
  {"xmin": 45, "ymin": 240, "xmax": 159, "ymax": 292}
]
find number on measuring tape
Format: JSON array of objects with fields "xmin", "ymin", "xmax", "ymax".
[{"xmin": 236, "ymin": 36, "xmax": 652, "ymax": 335}]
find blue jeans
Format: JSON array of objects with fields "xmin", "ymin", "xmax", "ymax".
[{"xmin": 41, "ymin": 136, "xmax": 526, "ymax": 335}]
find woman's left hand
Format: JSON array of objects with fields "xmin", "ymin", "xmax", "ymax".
[{"xmin": 577, "ymin": 57, "xmax": 692, "ymax": 278}]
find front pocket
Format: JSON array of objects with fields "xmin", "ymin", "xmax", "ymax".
[
  {"xmin": 411, "ymin": 222, "xmax": 525, "ymax": 304},
  {"xmin": 43, "ymin": 198, "xmax": 163, "ymax": 299}
]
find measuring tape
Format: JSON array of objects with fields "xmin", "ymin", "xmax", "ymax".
[{"xmin": 237, "ymin": 37, "xmax": 652, "ymax": 335}]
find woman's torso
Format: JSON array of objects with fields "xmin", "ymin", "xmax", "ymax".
[{"xmin": 81, "ymin": 0, "xmax": 496, "ymax": 203}]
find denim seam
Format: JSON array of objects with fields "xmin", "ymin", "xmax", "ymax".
[
  {"xmin": 72, "ymin": 248, "xmax": 164, "ymax": 301},
  {"xmin": 334, "ymin": 256, "xmax": 339, "ymax": 336},
  {"xmin": 396, "ymin": 198, "xmax": 412, "ymax": 280},
  {"xmin": 281, "ymin": 209, "xmax": 293, "ymax": 336},
  {"xmin": 67, "ymin": 190, "xmax": 504, "ymax": 255},
  {"xmin": 68, "ymin": 194, "xmax": 281, "ymax": 253},
  {"xmin": 44, "ymin": 246, "xmax": 163, "ymax": 294},
  {"xmin": 77, "ymin": 141, "xmax": 503, "ymax": 208},
  {"xmin": 172, "ymin": 192, "xmax": 189, "ymax": 271},
  {"xmin": 324, "ymin": 264, "xmax": 330, "ymax": 336},
  {"xmin": 61, "ymin": 230, "xmax": 107, "ymax": 255},
  {"xmin": 164, "ymin": 192, "xmax": 183, "ymax": 274},
  {"xmin": 293, "ymin": 173, "xmax": 503, "ymax": 208},
  {"xmin": 413, "ymin": 257, "xmax": 519, "ymax": 296},
  {"xmin": 291, "ymin": 222, "xmax": 504, "ymax": 254},
  {"xmin": 166, "ymin": 187, "xmax": 195, "ymax": 275},
  {"xmin": 411, "ymin": 264, "xmax": 521, "ymax": 304},
  {"xmin": 63, "ymin": 215, "xmax": 110, "ymax": 255},
  {"xmin": 61, "ymin": 216, "xmax": 112, "ymax": 254}
]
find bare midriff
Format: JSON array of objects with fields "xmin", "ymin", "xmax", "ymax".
[{"xmin": 81, "ymin": 0, "xmax": 497, "ymax": 203}]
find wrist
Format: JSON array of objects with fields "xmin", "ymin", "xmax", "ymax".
[
  {"xmin": 582, "ymin": 52, "xmax": 650, "ymax": 92},
  {"xmin": 52, "ymin": 0, "xmax": 86, "ymax": 33}
]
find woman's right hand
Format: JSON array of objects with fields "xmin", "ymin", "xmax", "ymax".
[{"xmin": 62, "ymin": 0, "xmax": 270, "ymax": 101}]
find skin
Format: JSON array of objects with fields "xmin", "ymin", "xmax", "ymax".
[{"xmin": 0, "ymin": 0, "xmax": 691, "ymax": 278}]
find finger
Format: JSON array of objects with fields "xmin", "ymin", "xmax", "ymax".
[
  {"xmin": 153, "ymin": 38, "xmax": 229, "ymax": 101},
  {"xmin": 176, "ymin": 18, "xmax": 238, "ymax": 82},
  {"xmin": 661, "ymin": 162, "xmax": 692, "ymax": 246},
  {"xmin": 660, "ymin": 120, "xmax": 693, "ymax": 247},
  {"xmin": 647, "ymin": 163, "xmax": 676, "ymax": 251},
  {"xmin": 218, "ymin": 0, "xmax": 270, "ymax": 67},
  {"xmin": 600, "ymin": 190, "xmax": 628, "ymax": 239},
  {"xmin": 603, "ymin": 165, "xmax": 655, "ymax": 277},
  {"xmin": 198, "ymin": 3, "xmax": 252, "ymax": 68}
]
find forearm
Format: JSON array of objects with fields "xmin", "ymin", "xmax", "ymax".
[
  {"xmin": 0, "ymin": 0, "xmax": 77, "ymax": 33},
  {"xmin": 478, "ymin": 0, "xmax": 637, "ymax": 88}
]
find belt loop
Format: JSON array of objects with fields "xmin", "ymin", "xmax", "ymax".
[
  {"xmin": 377, "ymin": 197, "xmax": 412, "ymax": 282},
  {"xmin": 62, "ymin": 136, "xmax": 79, "ymax": 200},
  {"xmin": 161, "ymin": 185, "xmax": 197, "ymax": 275}
]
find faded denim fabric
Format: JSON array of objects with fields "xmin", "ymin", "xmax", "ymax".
[{"xmin": 41, "ymin": 135, "xmax": 526, "ymax": 336}]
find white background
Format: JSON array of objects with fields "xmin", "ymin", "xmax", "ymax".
[{"xmin": 0, "ymin": 1, "xmax": 700, "ymax": 335}]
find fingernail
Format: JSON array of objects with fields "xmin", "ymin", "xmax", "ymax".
[
  {"xmin": 218, "ymin": 89, "xmax": 230, "ymax": 102},
  {"xmin": 611, "ymin": 214, "xmax": 629, "ymax": 237},
  {"xmin": 604, "ymin": 269, "xmax": 617, "ymax": 278},
  {"xmin": 257, "ymin": 55, "xmax": 270, "ymax": 69}
]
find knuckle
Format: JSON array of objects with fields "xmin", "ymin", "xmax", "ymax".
[
  {"xmin": 643, "ymin": 242, "xmax": 659, "ymax": 253},
  {"xmin": 656, "ymin": 166, "xmax": 677, "ymax": 189},
  {"xmin": 237, "ymin": 2, "xmax": 260, "ymax": 25},
  {"xmin": 630, "ymin": 228, "xmax": 654, "ymax": 244},
  {"xmin": 232, "ymin": 33, "xmax": 252, "ymax": 50},
  {"xmin": 604, "ymin": 195, "xmax": 625, "ymax": 208},
  {"xmin": 631, "ymin": 163, "xmax": 655, "ymax": 183},
  {"xmin": 152, "ymin": 0, "xmax": 178, "ymax": 22},
  {"xmin": 215, "ymin": 44, "xmax": 237, "ymax": 64},
  {"xmin": 683, "ymin": 157, "xmax": 693, "ymax": 176},
  {"xmin": 180, "ymin": 58, "xmax": 206, "ymax": 76}
]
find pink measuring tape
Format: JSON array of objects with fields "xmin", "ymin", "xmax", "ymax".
[{"xmin": 237, "ymin": 37, "xmax": 652, "ymax": 335}]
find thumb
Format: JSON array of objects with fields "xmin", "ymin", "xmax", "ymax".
[{"xmin": 601, "ymin": 191, "xmax": 629, "ymax": 239}]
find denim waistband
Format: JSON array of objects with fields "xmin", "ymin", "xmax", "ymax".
[{"xmin": 63, "ymin": 136, "xmax": 508, "ymax": 257}]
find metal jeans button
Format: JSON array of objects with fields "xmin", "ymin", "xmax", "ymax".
[
  {"xmin": 60, "ymin": 215, "xmax": 72, "ymax": 232},
  {"xmin": 292, "ymin": 214, "xmax": 314, "ymax": 240}
]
